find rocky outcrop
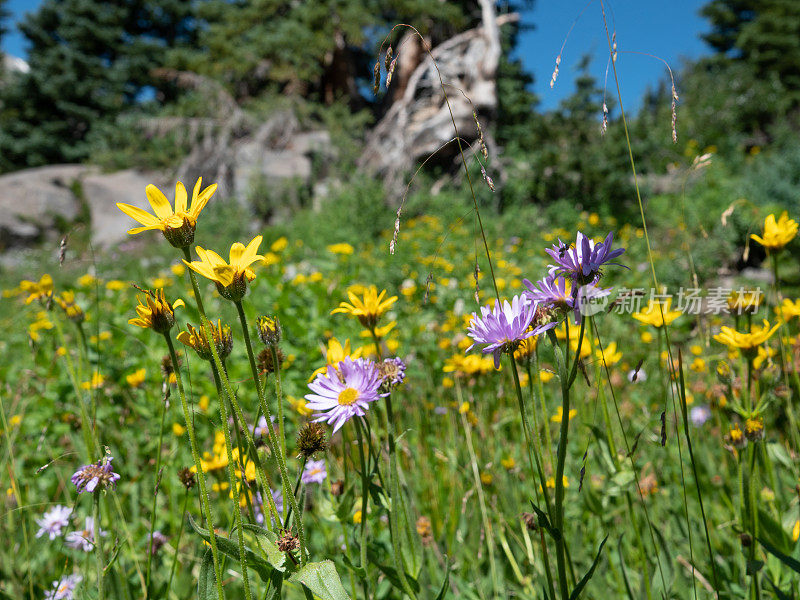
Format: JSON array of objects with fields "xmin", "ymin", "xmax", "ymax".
[{"xmin": 0, "ymin": 165, "xmax": 158, "ymax": 251}]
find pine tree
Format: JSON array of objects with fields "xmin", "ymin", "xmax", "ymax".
[
  {"xmin": 700, "ymin": 0, "xmax": 757, "ymax": 55},
  {"xmin": 0, "ymin": 0, "xmax": 197, "ymax": 171},
  {"xmin": 180, "ymin": 0, "xmax": 473, "ymax": 103}
]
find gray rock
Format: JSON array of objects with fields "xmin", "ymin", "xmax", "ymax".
[
  {"xmin": 82, "ymin": 169, "xmax": 162, "ymax": 247},
  {"xmin": 0, "ymin": 165, "xmax": 89, "ymax": 249},
  {"xmin": 0, "ymin": 164, "xmax": 158, "ymax": 252}
]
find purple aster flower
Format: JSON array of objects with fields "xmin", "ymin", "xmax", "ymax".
[
  {"xmin": 546, "ymin": 231, "xmax": 626, "ymax": 284},
  {"xmin": 253, "ymin": 489, "xmax": 284, "ymax": 525},
  {"xmin": 379, "ymin": 357, "xmax": 406, "ymax": 389},
  {"xmin": 305, "ymin": 356, "xmax": 386, "ymax": 433},
  {"xmin": 65, "ymin": 517, "xmax": 106, "ymax": 552},
  {"xmin": 35, "ymin": 505, "xmax": 73, "ymax": 540},
  {"xmin": 149, "ymin": 530, "xmax": 168, "ymax": 555},
  {"xmin": 71, "ymin": 455, "xmax": 120, "ymax": 494},
  {"xmin": 466, "ymin": 295, "xmax": 555, "ymax": 368},
  {"xmin": 301, "ymin": 459, "xmax": 328, "ymax": 484},
  {"xmin": 252, "ymin": 415, "xmax": 275, "ymax": 440},
  {"xmin": 690, "ymin": 405, "xmax": 711, "ymax": 427},
  {"xmin": 44, "ymin": 574, "xmax": 82, "ymax": 600}
]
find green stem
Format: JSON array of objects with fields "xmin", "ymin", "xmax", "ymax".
[
  {"xmin": 456, "ymin": 380, "xmax": 501, "ymax": 598},
  {"xmin": 235, "ymin": 301, "xmax": 307, "ymax": 562},
  {"xmin": 165, "ymin": 334, "xmax": 225, "ymax": 600},
  {"xmin": 145, "ymin": 394, "xmax": 168, "ymax": 597},
  {"xmin": 94, "ymin": 493, "xmax": 105, "ymax": 600},
  {"xmin": 213, "ymin": 357, "xmax": 254, "ymax": 600},
  {"xmin": 509, "ymin": 356, "xmax": 556, "ymax": 600},
  {"xmin": 270, "ymin": 345, "xmax": 288, "ymax": 466},
  {"xmin": 354, "ymin": 419, "xmax": 371, "ymax": 595},
  {"xmin": 166, "ymin": 489, "xmax": 190, "ymax": 599}
]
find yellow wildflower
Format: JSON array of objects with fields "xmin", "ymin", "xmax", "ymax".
[
  {"xmin": 170, "ymin": 263, "xmax": 186, "ymax": 276},
  {"xmin": 126, "ymin": 368, "xmax": 146, "ymax": 388},
  {"xmin": 753, "ymin": 346, "xmax": 776, "ymax": 369},
  {"xmin": 309, "ymin": 338, "xmax": 363, "ymax": 380},
  {"xmin": 690, "ymin": 358, "xmax": 706, "ymax": 373},
  {"xmin": 288, "ymin": 395, "xmax": 313, "ymax": 416},
  {"xmin": 129, "ymin": 289, "xmax": 184, "ymax": 333},
  {"xmin": 331, "ymin": 285, "xmax": 397, "ymax": 329},
  {"xmin": 199, "ymin": 395, "xmax": 210, "ymax": 411},
  {"xmin": 551, "ymin": 406, "xmax": 577, "ymax": 423},
  {"xmin": 632, "ymin": 298, "xmax": 681, "ymax": 328},
  {"xmin": 172, "ymin": 423, "xmax": 186, "ymax": 436},
  {"xmin": 81, "ymin": 371, "xmax": 104, "ymax": 390},
  {"xmin": 55, "ymin": 291, "xmax": 84, "ymax": 322},
  {"xmin": 353, "ymin": 510, "xmax": 362, "ymax": 524},
  {"xmin": 106, "ymin": 280, "xmax": 127, "ymax": 291},
  {"xmin": 793, "ymin": 520, "xmax": 800, "ymax": 543},
  {"xmin": 20, "ymin": 274, "xmax": 54, "ymax": 305},
  {"xmin": 78, "ymin": 274, "xmax": 98, "ymax": 287},
  {"xmin": 501, "ymin": 457, "xmax": 516, "ymax": 470},
  {"xmin": 480, "ymin": 472, "xmax": 493, "ymax": 486},
  {"xmin": 713, "ymin": 320, "xmax": 780, "ymax": 351},
  {"xmin": 9, "ymin": 415, "xmax": 21, "ymax": 427},
  {"xmin": 327, "ymin": 243, "xmax": 354, "ymax": 255},
  {"xmin": 595, "ymin": 341, "xmax": 622, "ymax": 365},
  {"xmin": 270, "ymin": 237, "xmax": 288, "ymax": 252},
  {"xmin": 690, "ymin": 344, "xmax": 703, "ymax": 355},
  {"xmin": 184, "ymin": 236, "xmax": 264, "ymax": 300},
  {"xmin": 641, "ymin": 331, "xmax": 654, "ymax": 343},
  {"xmin": 117, "ymin": 178, "xmax": 217, "ymax": 247},
  {"xmin": 539, "ymin": 369, "xmax": 555, "ymax": 383},
  {"xmin": 776, "ymin": 298, "xmax": 800, "ymax": 322},
  {"xmin": 750, "ymin": 211, "xmax": 798, "ymax": 251}
]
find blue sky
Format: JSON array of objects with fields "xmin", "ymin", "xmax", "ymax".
[{"xmin": 2, "ymin": 0, "xmax": 711, "ymax": 113}]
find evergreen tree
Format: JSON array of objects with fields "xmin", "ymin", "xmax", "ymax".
[
  {"xmin": 180, "ymin": 0, "xmax": 475, "ymax": 103},
  {"xmin": 700, "ymin": 0, "xmax": 757, "ymax": 55},
  {"xmin": 0, "ymin": 0, "xmax": 197, "ymax": 171}
]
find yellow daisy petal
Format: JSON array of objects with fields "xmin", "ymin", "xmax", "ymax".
[
  {"xmin": 145, "ymin": 184, "xmax": 174, "ymax": 220},
  {"xmin": 174, "ymin": 181, "xmax": 188, "ymax": 214},
  {"xmin": 116, "ymin": 202, "xmax": 160, "ymax": 227}
]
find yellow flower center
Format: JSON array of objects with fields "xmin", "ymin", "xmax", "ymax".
[{"xmin": 337, "ymin": 387, "xmax": 359, "ymax": 406}]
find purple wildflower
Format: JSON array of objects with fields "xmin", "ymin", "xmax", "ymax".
[
  {"xmin": 466, "ymin": 295, "xmax": 555, "ymax": 368},
  {"xmin": 379, "ymin": 357, "xmax": 406, "ymax": 389},
  {"xmin": 305, "ymin": 357, "xmax": 386, "ymax": 433},
  {"xmin": 71, "ymin": 455, "xmax": 120, "ymax": 494},
  {"xmin": 546, "ymin": 231, "xmax": 625, "ymax": 284},
  {"xmin": 253, "ymin": 415, "xmax": 275, "ymax": 440},
  {"xmin": 301, "ymin": 459, "xmax": 328, "ymax": 484},
  {"xmin": 65, "ymin": 517, "xmax": 106, "ymax": 552},
  {"xmin": 35, "ymin": 505, "xmax": 73, "ymax": 540},
  {"xmin": 149, "ymin": 530, "xmax": 168, "ymax": 555},
  {"xmin": 253, "ymin": 489, "xmax": 284, "ymax": 525},
  {"xmin": 690, "ymin": 405, "xmax": 711, "ymax": 427},
  {"xmin": 524, "ymin": 272, "xmax": 612, "ymax": 322},
  {"xmin": 44, "ymin": 574, "xmax": 82, "ymax": 600}
]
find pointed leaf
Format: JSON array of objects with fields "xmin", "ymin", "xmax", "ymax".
[
  {"xmin": 198, "ymin": 548, "xmax": 217, "ymax": 600},
  {"xmin": 189, "ymin": 515, "xmax": 276, "ymax": 583},
  {"xmin": 434, "ymin": 558, "xmax": 451, "ymax": 600},
  {"xmin": 569, "ymin": 535, "xmax": 608, "ymax": 600},
  {"xmin": 288, "ymin": 560, "xmax": 351, "ymax": 600},
  {"xmin": 758, "ymin": 534, "xmax": 800, "ymax": 574}
]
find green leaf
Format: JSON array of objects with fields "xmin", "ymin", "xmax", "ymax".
[
  {"xmin": 339, "ymin": 554, "xmax": 367, "ymax": 580},
  {"xmin": 758, "ymin": 534, "xmax": 800, "ymax": 574},
  {"xmin": 434, "ymin": 557, "xmax": 451, "ymax": 600},
  {"xmin": 529, "ymin": 501, "xmax": 559, "ymax": 541},
  {"xmin": 288, "ymin": 560, "xmax": 351, "ymax": 600},
  {"xmin": 241, "ymin": 524, "xmax": 286, "ymax": 572},
  {"xmin": 569, "ymin": 535, "xmax": 608, "ymax": 600},
  {"xmin": 198, "ymin": 548, "xmax": 217, "ymax": 600},
  {"xmin": 375, "ymin": 561, "xmax": 421, "ymax": 593},
  {"xmin": 189, "ymin": 515, "xmax": 277, "ymax": 583}
]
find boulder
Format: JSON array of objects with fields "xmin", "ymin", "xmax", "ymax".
[
  {"xmin": 0, "ymin": 165, "xmax": 89, "ymax": 250},
  {"xmin": 0, "ymin": 165, "xmax": 159, "ymax": 252}
]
